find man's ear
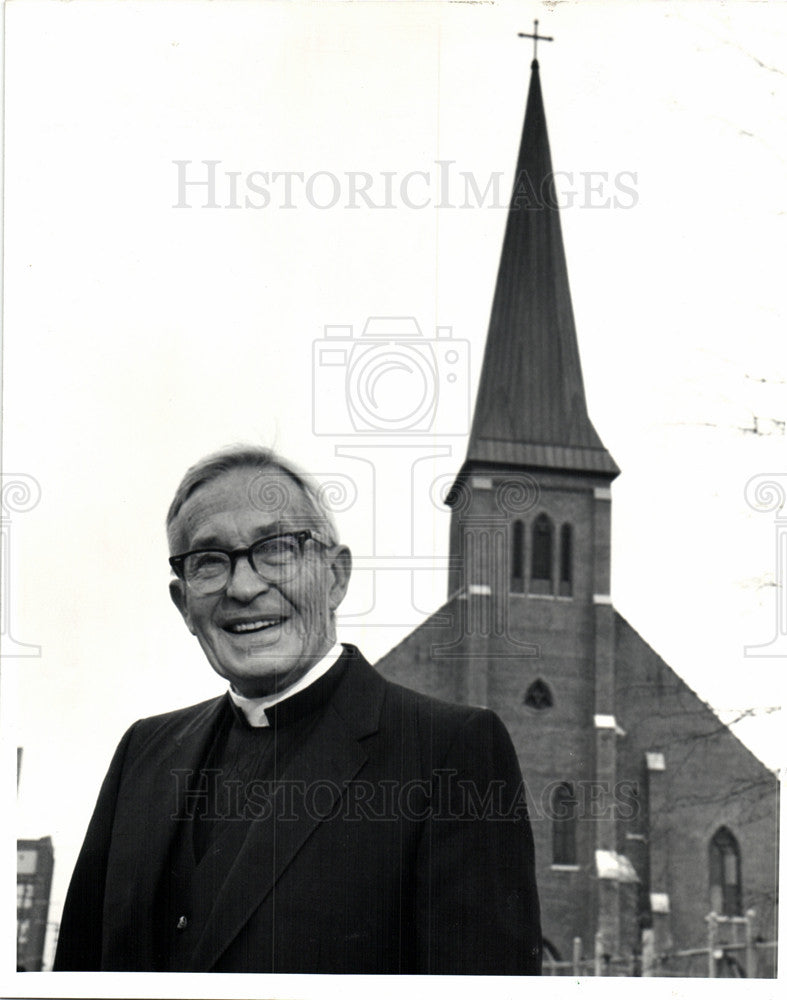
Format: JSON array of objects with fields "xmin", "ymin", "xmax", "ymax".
[
  {"xmin": 326, "ymin": 545, "xmax": 352, "ymax": 611},
  {"xmin": 170, "ymin": 578, "xmax": 197, "ymax": 635}
]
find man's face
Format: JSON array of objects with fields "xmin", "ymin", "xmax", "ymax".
[{"xmin": 169, "ymin": 465, "xmax": 351, "ymax": 698}]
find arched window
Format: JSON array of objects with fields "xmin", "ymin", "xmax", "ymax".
[
  {"xmin": 559, "ymin": 524, "xmax": 573, "ymax": 597},
  {"xmin": 709, "ymin": 827, "xmax": 742, "ymax": 916},
  {"xmin": 551, "ymin": 782, "xmax": 577, "ymax": 865},
  {"xmin": 524, "ymin": 678, "xmax": 553, "ymax": 710},
  {"xmin": 530, "ymin": 513, "xmax": 553, "ymax": 595},
  {"xmin": 511, "ymin": 519, "xmax": 525, "ymax": 593}
]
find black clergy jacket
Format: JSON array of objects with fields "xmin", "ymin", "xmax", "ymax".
[{"xmin": 54, "ymin": 645, "xmax": 541, "ymax": 974}]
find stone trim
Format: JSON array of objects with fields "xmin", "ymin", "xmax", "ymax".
[{"xmin": 650, "ymin": 892, "xmax": 670, "ymax": 914}]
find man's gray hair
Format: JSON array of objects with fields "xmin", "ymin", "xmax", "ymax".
[{"xmin": 166, "ymin": 445, "xmax": 339, "ymax": 554}]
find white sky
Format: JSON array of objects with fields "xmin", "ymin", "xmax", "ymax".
[{"xmin": 2, "ymin": 0, "xmax": 786, "ymax": 985}]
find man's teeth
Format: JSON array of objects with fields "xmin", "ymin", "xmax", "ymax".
[{"xmin": 227, "ymin": 620, "xmax": 280, "ymax": 634}]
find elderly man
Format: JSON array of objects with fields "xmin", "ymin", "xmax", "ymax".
[{"xmin": 54, "ymin": 446, "xmax": 541, "ymax": 974}]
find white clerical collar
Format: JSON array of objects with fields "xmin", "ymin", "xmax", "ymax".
[{"xmin": 228, "ymin": 642, "xmax": 344, "ymax": 728}]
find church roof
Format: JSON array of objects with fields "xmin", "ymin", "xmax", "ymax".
[{"xmin": 465, "ymin": 58, "xmax": 619, "ymax": 478}]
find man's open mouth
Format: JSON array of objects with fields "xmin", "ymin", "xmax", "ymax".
[{"xmin": 224, "ymin": 618, "xmax": 285, "ymax": 635}]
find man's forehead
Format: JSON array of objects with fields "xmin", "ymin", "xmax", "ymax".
[{"xmin": 176, "ymin": 467, "xmax": 316, "ymax": 543}]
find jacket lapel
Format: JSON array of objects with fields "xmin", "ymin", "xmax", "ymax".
[{"xmin": 189, "ymin": 650, "xmax": 386, "ymax": 971}]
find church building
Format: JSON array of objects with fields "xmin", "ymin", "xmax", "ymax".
[{"xmin": 376, "ymin": 48, "xmax": 778, "ymax": 976}]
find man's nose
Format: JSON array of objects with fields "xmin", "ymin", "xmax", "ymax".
[{"xmin": 225, "ymin": 554, "xmax": 271, "ymax": 600}]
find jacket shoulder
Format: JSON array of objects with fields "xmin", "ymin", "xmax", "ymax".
[
  {"xmin": 125, "ymin": 694, "xmax": 226, "ymax": 746},
  {"xmin": 382, "ymin": 674, "xmax": 486, "ymax": 728},
  {"xmin": 137, "ymin": 694, "xmax": 224, "ymax": 725},
  {"xmin": 339, "ymin": 645, "xmax": 487, "ymax": 737},
  {"xmin": 342, "ymin": 648, "xmax": 505, "ymax": 763},
  {"xmin": 362, "ymin": 661, "xmax": 523, "ymax": 787}
]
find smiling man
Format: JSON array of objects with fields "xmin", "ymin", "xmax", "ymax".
[
  {"xmin": 167, "ymin": 458, "xmax": 350, "ymax": 701},
  {"xmin": 54, "ymin": 446, "xmax": 541, "ymax": 974}
]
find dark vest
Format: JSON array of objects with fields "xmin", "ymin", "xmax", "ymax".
[{"xmin": 154, "ymin": 658, "xmax": 348, "ymax": 972}]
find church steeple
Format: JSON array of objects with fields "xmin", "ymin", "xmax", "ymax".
[{"xmin": 465, "ymin": 55, "xmax": 618, "ymax": 478}]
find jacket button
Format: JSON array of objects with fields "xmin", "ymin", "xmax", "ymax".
[{"xmin": 176, "ymin": 915, "xmax": 188, "ymax": 931}]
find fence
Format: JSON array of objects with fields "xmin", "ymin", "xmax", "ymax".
[
  {"xmin": 543, "ymin": 935, "xmax": 640, "ymax": 977},
  {"xmin": 543, "ymin": 911, "xmax": 777, "ymax": 978}
]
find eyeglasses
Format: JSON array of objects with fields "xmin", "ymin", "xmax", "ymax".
[{"xmin": 169, "ymin": 529, "xmax": 329, "ymax": 595}]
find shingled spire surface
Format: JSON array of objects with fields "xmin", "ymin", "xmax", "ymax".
[{"xmin": 466, "ymin": 59, "xmax": 618, "ymax": 477}]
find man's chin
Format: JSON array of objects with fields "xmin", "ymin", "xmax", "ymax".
[
  {"xmin": 203, "ymin": 630, "xmax": 331, "ymax": 697},
  {"xmin": 210, "ymin": 652, "xmax": 308, "ymax": 699}
]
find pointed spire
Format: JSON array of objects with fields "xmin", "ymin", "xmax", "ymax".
[{"xmin": 465, "ymin": 56, "xmax": 618, "ymax": 478}]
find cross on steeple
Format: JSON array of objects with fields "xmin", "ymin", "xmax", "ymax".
[
  {"xmin": 518, "ymin": 19, "xmax": 553, "ymax": 62},
  {"xmin": 462, "ymin": 16, "xmax": 619, "ymax": 481}
]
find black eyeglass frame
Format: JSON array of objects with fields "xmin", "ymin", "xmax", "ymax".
[{"xmin": 169, "ymin": 529, "xmax": 330, "ymax": 591}]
